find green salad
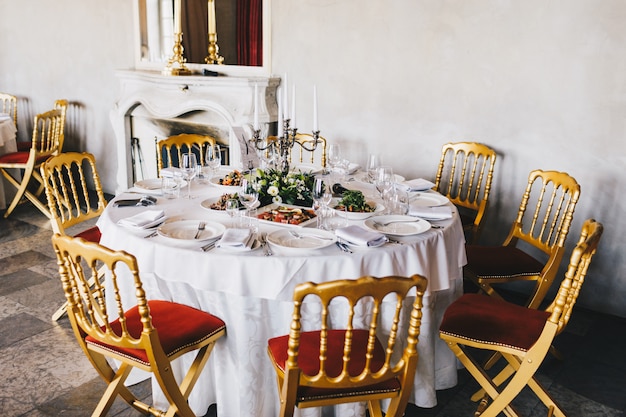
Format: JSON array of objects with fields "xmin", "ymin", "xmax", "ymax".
[{"xmin": 334, "ymin": 190, "xmax": 376, "ymax": 213}]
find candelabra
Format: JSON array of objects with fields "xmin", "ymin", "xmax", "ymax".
[
  {"xmin": 250, "ymin": 118, "xmax": 321, "ymax": 174},
  {"xmin": 162, "ymin": 33, "xmax": 191, "ymax": 76},
  {"xmin": 205, "ymin": 33, "xmax": 224, "ymax": 65}
]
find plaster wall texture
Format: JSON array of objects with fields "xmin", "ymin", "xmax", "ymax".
[{"xmin": 0, "ymin": 0, "xmax": 624, "ymax": 316}]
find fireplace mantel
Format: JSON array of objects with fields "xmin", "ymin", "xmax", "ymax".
[{"xmin": 110, "ymin": 69, "xmax": 280, "ymax": 193}]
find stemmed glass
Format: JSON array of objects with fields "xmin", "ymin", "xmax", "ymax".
[
  {"xmin": 225, "ymin": 198, "xmax": 240, "ymax": 228},
  {"xmin": 366, "ymin": 153, "xmax": 381, "ymax": 184},
  {"xmin": 239, "ymin": 178, "xmax": 259, "ymax": 219},
  {"xmin": 312, "ymin": 178, "xmax": 332, "ymax": 229},
  {"xmin": 206, "ymin": 144, "xmax": 222, "ymax": 177},
  {"xmin": 374, "ymin": 166, "xmax": 395, "ymax": 212},
  {"xmin": 327, "ymin": 144, "xmax": 342, "ymax": 180},
  {"xmin": 181, "ymin": 153, "xmax": 198, "ymax": 199}
]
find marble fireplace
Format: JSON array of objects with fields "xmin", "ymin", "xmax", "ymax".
[{"xmin": 110, "ymin": 70, "xmax": 279, "ymax": 193}]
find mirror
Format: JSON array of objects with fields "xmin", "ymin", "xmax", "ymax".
[{"xmin": 133, "ymin": 0, "xmax": 270, "ymax": 74}]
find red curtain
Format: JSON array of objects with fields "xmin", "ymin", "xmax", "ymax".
[{"xmin": 237, "ymin": 0, "xmax": 263, "ymax": 66}]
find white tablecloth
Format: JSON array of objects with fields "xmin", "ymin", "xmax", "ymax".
[
  {"xmin": 0, "ymin": 118, "xmax": 17, "ymax": 209},
  {"xmin": 97, "ymin": 177, "xmax": 467, "ymax": 417}
]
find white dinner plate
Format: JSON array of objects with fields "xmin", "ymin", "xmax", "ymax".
[
  {"xmin": 157, "ymin": 220, "xmax": 225, "ymax": 242},
  {"xmin": 409, "ymin": 192, "xmax": 449, "ymax": 207},
  {"xmin": 134, "ymin": 178, "xmax": 186, "ymax": 191},
  {"xmin": 256, "ymin": 204, "xmax": 318, "ymax": 228},
  {"xmin": 363, "ymin": 215, "xmax": 431, "ymax": 236},
  {"xmin": 331, "ymin": 198, "xmax": 384, "ymax": 220},
  {"xmin": 266, "ymin": 229, "xmax": 336, "ymax": 254},
  {"xmin": 216, "ymin": 237, "xmax": 263, "ymax": 253}
]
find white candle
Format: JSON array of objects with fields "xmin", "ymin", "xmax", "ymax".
[
  {"xmin": 174, "ymin": 0, "xmax": 182, "ymax": 33},
  {"xmin": 208, "ymin": 0, "xmax": 216, "ymax": 33},
  {"xmin": 283, "ymin": 73, "xmax": 289, "ymax": 119},
  {"xmin": 277, "ymin": 95, "xmax": 284, "ymax": 137},
  {"xmin": 313, "ymin": 85, "xmax": 319, "ymax": 131},
  {"xmin": 291, "ymin": 84, "xmax": 297, "ymax": 128},
  {"xmin": 253, "ymin": 84, "xmax": 259, "ymax": 130}
]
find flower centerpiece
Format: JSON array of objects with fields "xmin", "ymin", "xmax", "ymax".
[{"xmin": 254, "ymin": 168, "xmax": 316, "ymax": 207}]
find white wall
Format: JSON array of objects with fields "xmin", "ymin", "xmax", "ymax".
[{"xmin": 1, "ymin": 0, "xmax": 624, "ymax": 317}]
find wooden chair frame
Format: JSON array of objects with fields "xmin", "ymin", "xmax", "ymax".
[
  {"xmin": 41, "ymin": 152, "xmax": 107, "ymax": 321},
  {"xmin": 434, "ymin": 142, "xmax": 497, "ymax": 244},
  {"xmin": 156, "ymin": 133, "xmax": 217, "ymax": 175},
  {"xmin": 268, "ymin": 274, "xmax": 428, "ymax": 417},
  {"xmin": 51, "ymin": 234, "xmax": 226, "ymax": 417},
  {"xmin": 0, "ymin": 108, "xmax": 63, "ymax": 218},
  {"xmin": 440, "ymin": 219, "xmax": 603, "ymax": 417},
  {"xmin": 465, "ymin": 169, "xmax": 581, "ymax": 310},
  {"xmin": 0, "ymin": 92, "xmax": 17, "ymax": 129}
]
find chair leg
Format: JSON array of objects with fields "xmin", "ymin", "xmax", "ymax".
[
  {"xmin": 1, "ymin": 167, "xmax": 31, "ymax": 218},
  {"xmin": 51, "ymin": 300, "xmax": 68, "ymax": 321}
]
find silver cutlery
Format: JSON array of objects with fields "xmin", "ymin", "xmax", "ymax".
[
  {"xmin": 194, "ymin": 221, "xmax": 206, "ymax": 239},
  {"xmin": 335, "ymin": 241, "xmax": 353, "ymax": 253},
  {"xmin": 260, "ymin": 233, "xmax": 273, "ymax": 256},
  {"xmin": 144, "ymin": 231, "xmax": 158, "ymax": 238},
  {"xmin": 373, "ymin": 218, "xmax": 421, "ymax": 227},
  {"xmin": 201, "ymin": 241, "xmax": 217, "ymax": 252},
  {"xmin": 289, "ymin": 230, "xmax": 334, "ymax": 241}
]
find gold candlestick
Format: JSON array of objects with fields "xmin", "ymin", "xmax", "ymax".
[
  {"xmin": 205, "ymin": 33, "xmax": 225, "ymax": 65},
  {"xmin": 163, "ymin": 32, "xmax": 192, "ymax": 76}
]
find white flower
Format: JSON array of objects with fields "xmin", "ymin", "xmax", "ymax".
[
  {"xmin": 267, "ymin": 185, "xmax": 279, "ymax": 196},
  {"xmin": 272, "ymin": 195, "xmax": 282, "ymax": 203}
]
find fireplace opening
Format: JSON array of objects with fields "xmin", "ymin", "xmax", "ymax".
[{"xmin": 129, "ymin": 106, "xmax": 231, "ymax": 182}]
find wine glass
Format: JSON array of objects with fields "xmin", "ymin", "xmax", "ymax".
[
  {"xmin": 206, "ymin": 144, "xmax": 222, "ymax": 176},
  {"xmin": 366, "ymin": 153, "xmax": 381, "ymax": 184},
  {"xmin": 374, "ymin": 166, "xmax": 394, "ymax": 210},
  {"xmin": 239, "ymin": 178, "xmax": 259, "ymax": 218},
  {"xmin": 312, "ymin": 178, "xmax": 332, "ymax": 229},
  {"xmin": 225, "ymin": 198, "xmax": 240, "ymax": 228},
  {"xmin": 327, "ymin": 143, "xmax": 342, "ymax": 180},
  {"xmin": 181, "ymin": 153, "xmax": 198, "ymax": 199},
  {"xmin": 390, "ymin": 187, "xmax": 410, "ymax": 215}
]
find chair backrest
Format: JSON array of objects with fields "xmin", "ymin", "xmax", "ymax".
[
  {"xmin": 284, "ymin": 274, "xmax": 428, "ymax": 391},
  {"xmin": 0, "ymin": 92, "xmax": 17, "ymax": 128},
  {"xmin": 51, "ymin": 234, "xmax": 155, "ymax": 351},
  {"xmin": 54, "ymin": 99, "xmax": 68, "ymax": 152},
  {"xmin": 156, "ymin": 133, "xmax": 217, "ymax": 174},
  {"xmin": 546, "ymin": 219, "xmax": 603, "ymax": 334},
  {"xmin": 41, "ymin": 152, "xmax": 107, "ymax": 234},
  {"xmin": 293, "ymin": 133, "xmax": 327, "ymax": 167},
  {"xmin": 30, "ymin": 108, "xmax": 64, "ymax": 157},
  {"xmin": 434, "ymin": 142, "xmax": 497, "ymax": 242},
  {"xmin": 507, "ymin": 169, "xmax": 580, "ymax": 255}
]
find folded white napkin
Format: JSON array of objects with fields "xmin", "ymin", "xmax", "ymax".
[
  {"xmin": 398, "ymin": 178, "xmax": 436, "ymax": 192},
  {"xmin": 216, "ymin": 228, "xmax": 255, "ymax": 251},
  {"xmin": 117, "ymin": 210, "xmax": 166, "ymax": 228},
  {"xmin": 409, "ymin": 205, "xmax": 453, "ymax": 220},
  {"xmin": 335, "ymin": 225, "xmax": 387, "ymax": 247}
]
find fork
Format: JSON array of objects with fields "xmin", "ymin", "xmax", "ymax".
[
  {"xmin": 194, "ymin": 221, "xmax": 206, "ymax": 239},
  {"xmin": 260, "ymin": 233, "xmax": 273, "ymax": 256},
  {"xmin": 289, "ymin": 230, "xmax": 334, "ymax": 241},
  {"xmin": 373, "ymin": 218, "xmax": 421, "ymax": 227}
]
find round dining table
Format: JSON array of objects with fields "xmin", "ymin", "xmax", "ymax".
[{"xmin": 97, "ymin": 170, "xmax": 467, "ymax": 417}]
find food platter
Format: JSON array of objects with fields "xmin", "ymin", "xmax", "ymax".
[{"xmin": 256, "ymin": 204, "xmax": 318, "ymax": 228}]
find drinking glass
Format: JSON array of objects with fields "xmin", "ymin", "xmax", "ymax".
[
  {"xmin": 312, "ymin": 178, "xmax": 332, "ymax": 229},
  {"xmin": 327, "ymin": 143, "xmax": 342, "ymax": 180},
  {"xmin": 225, "ymin": 198, "xmax": 240, "ymax": 228},
  {"xmin": 366, "ymin": 153, "xmax": 381, "ymax": 184},
  {"xmin": 239, "ymin": 178, "xmax": 259, "ymax": 218},
  {"xmin": 390, "ymin": 187, "xmax": 410, "ymax": 215},
  {"xmin": 181, "ymin": 153, "xmax": 198, "ymax": 199},
  {"xmin": 206, "ymin": 144, "xmax": 222, "ymax": 176},
  {"xmin": 374, "ymin": 166, "xmax": 394, "ymax": 210}
]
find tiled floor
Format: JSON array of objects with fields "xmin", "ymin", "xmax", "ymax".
[{"xmin": 1, "ymin": 202, "xmax": 625, "ymax": 417}]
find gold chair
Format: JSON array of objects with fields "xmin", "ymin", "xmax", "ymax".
[
  {"xmin": 156, "ymin": 133, "xmax": 217, "ymax": 175},
  {"xmin": 0, "ymin": 92, "xmax": 17, "ymax": 127},
  {"xmin": 51, "ymin": 234, "xmax": 226, "ymax": 417},
  {"xmin": 41, "ymin": 152, "xmax": 107, "ymax": 321},
  {"xmin": 17, "ymin": 99, "xmax": 68, "ymax": 152},
  {"xmin": 0, "ymin": 108, "xmax": 63, "ymax": 218},
  {"xmin": 440, "ymin": 219, "xmax": 603, "ymax": 417},
  {"xmin": 434, "ymin": 142, "xmax": 497, "ymax": 244},
  {"xmin": 464, "ymin": 169, "xmax": 581, "ymax": 311},
  {"xmin": 267, "ymin": 274, "xmax": 428, "ymax": 417}
]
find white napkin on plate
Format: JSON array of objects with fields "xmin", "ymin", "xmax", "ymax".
[
  {"xmin": 160, "ymin": 167, "xmax": 183, "ymax": 178},
  {"xmin": 117, "ymin": 210, "xmax": 165, "ymax": 228},
  {"xmin": 409, "ymin": 205, "xmax": 453, "ymax": 220},
  {"xmin": 335, "ymin": 225, "xmax": 387, "ymax": 247},
  {"xmin": 216, "ymin": 228, "xmax": 255, "ymax": 251},
  {"xmin": 398, "ymin": 178, "xmax": 436, "ymax": 192}
]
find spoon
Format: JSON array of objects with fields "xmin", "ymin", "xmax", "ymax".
[{"xmin": 194, "ymin": 221, "xmax": 206, "ymax": 239}]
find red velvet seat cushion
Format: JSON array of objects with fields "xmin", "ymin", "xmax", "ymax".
[
  {"xmin": 440, "ymin": 293, "xmax": 550, "ymax": 352},
  {"xmin": 86, "ymin": 300, "xmax": 225, "ymax": 366},
  {"xmin": 75, "ymin": 226, "xmax": 101, "ymax": 243},
  {"xmin": 465, "ymin": 245, "xmax": 544, "ymax": 280},
  {"xmin": 0, "ymin": 151, "xmax": 49, "ymax": 165},
  {"xmin": 268, "ymin": 329, "xmax": 400, "ymax": 402}
]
